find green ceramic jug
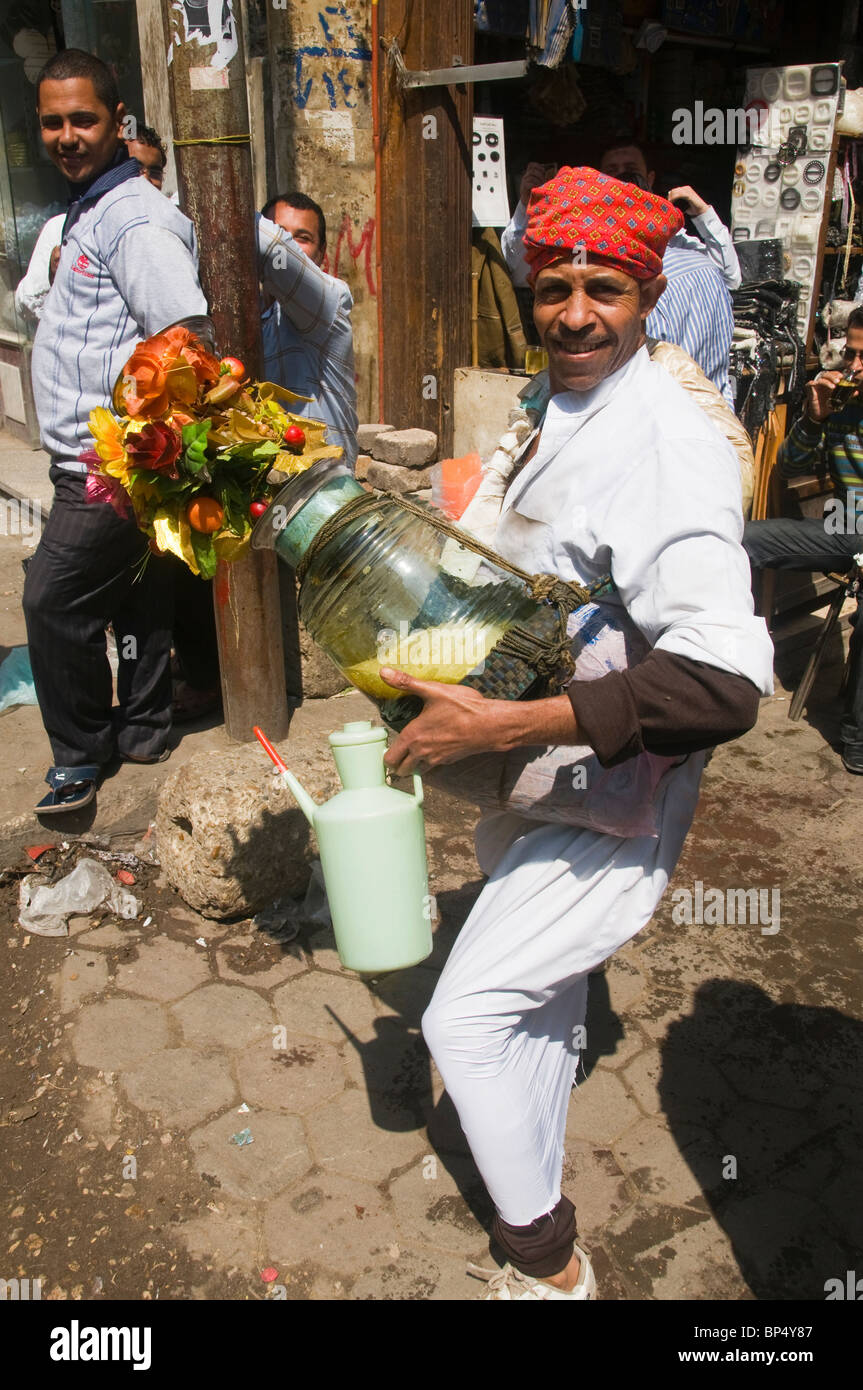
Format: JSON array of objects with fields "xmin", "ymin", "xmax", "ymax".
[{"xmin": 259, "ymin": 721, "xmax": 432, "ymax": 973}]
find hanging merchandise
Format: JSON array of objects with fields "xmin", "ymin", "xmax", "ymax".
[
  {"xmin": 731, "ymin": 64, "xmax": 843, "ymax": 346},
  {"xmin": 529, "ymin": 0, "xmax": 577, "ymax": 67},
  {"xmin": 731, "ymin": 281, "xmax": 806, "ymax": 442},
  {"xmin": 473, "ymin": 117, "xmax": 511, "ymax": 227}
]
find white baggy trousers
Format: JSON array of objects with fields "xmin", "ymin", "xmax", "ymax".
[{"xmin": 422, "ymin": 752, "xmax": 706, "ymax": 1228}]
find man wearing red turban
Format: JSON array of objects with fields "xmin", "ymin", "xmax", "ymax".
[{"xmin": 380, "ymin": 168, "xmax": 773, "ymax": 1300}]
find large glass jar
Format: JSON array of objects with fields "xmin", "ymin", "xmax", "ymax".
[{"xmin": 253, "ymin": 459, "xmax": 567, "ymax": 727}]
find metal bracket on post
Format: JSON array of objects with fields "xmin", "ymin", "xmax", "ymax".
[{"xmin": 385, "ymin": 37, "xmax": 527, "ymax": 89}]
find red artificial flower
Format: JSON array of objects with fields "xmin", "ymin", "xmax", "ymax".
[{"xmin": 125, "ymin": 421, "xmax": 183, "ymax": 476}]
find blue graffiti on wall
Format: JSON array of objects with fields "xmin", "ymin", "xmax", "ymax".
[{"xmin": 293, "ymin": 5, "xmax": 372, "ymax": 110}]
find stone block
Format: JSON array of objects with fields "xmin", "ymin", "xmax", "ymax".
[
  {"xmin": 565, "ymin": 1067, "xmax": 642, "ymax": 1146},
  {"xmin": 73, "ymin": 998, "xmax": 172, "ymax": 1071},
  {"xmin": 354, "ymin": 453, "xmax": 372, "ymax": 481},
  {"xmin": 272, "ymin": 971, "xmax": 383, "ymax": 1047},
  {"xmin": 236, "ymin": 1033, "xmax": 346, "ymax": 1114},
  {"xmin": 372, "ymin": 427, "xmax": 437, "ymax": 467},
  {"xmin": 365, "ymin": 459, "xmax": 432, "ymax": 494},
  {"xmin": 171, "ymin": 983, "xmax": 275, "ymax": 1051},
  {"xmin": 189, "ymin": 1110, "xmax": 309, "ymax": 1201},
  {"xmin": 114, "ymin": 935, "xmax": 210, "ymax": 1002},
  {"xmin": 263, "ymin": 1173, "xmax": 400, "ymax": 1276},
  {"xmin": 121, "ymin": 1047, "xmax": 236, "ymax": 1127},
  {"xmin": 155, "ymin": 740, "xmax": 341, "ymax": 920},
  {"xmin": 357, "ymin": 422, "xmax": 395, "ymax": 453}
]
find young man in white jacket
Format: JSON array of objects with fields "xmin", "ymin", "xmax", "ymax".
[{"xmin": 381, "ymin": 167, "xmax": 772, "ymax": 1300}]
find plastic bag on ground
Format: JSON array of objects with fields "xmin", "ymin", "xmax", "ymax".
[
  {"xmin": 0, "ymin": 645, "xmax": 38, "ymax": 714},
  {"xmin": 252, "ymin": 860, "xmax": 331, "ymax": 941},
  {"xmin": 18, "ymin": 858, "xmax": 141, "ymax": 937}
]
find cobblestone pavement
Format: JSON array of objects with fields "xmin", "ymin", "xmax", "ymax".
[{"xmin": 2, "ymin": 608, "xmax": 862, "ymax": 1299}]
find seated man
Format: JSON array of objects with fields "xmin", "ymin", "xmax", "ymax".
[
  {"xmin": 744, "ymin": 308, "xmax": 863, "ymax": 775},
  {"xmin": 503, "ymin": 140, "xmax": 737, "ymax": 404},
  {"xmin": 258, "ymin": 192, "xmax": 357, "ymax": 467},
  {"xmin": 381, "ymin": 167, "xmax": 773, "ymax": 1299}
]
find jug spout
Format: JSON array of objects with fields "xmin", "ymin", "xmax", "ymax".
[{"xmin": 280, "ymin": 771, "xmax": 318, "ymax": 827}]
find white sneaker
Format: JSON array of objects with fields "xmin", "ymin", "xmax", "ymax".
[{"xmin": 467, "ymin": 1244, "xmax": 597, "ymax": 1300}]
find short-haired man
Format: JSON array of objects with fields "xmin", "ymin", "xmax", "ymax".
[
  {"xmin": 744, "ymin": 307, "xmax": 863, "ymax": 774},
  {"xmin": 15, "ymin": 121, "xmax": 170, "ymax": 323},
  {"xmin": 503, "ymin": 140, "xmax": 738, "ymax": 404},
  {"xmin": 258, "ymin": 191, "xmax": 357, "ymax": 467},
  {"xmin": 380, "ymin": 168, "xmax": 772, "ymax": 1298},
  {"xmin": 22, "ymin": 50, "xmax": 208, "ymax": 813}
]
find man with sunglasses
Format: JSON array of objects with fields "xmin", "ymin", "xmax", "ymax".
[{"xmin": 743, "ymin": 307, "xmax": 863, "ymax": 774}]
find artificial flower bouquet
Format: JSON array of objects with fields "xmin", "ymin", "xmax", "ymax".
[{"xmin": 84, "ymin": 322, "xmax": 342, "ymax": 577}]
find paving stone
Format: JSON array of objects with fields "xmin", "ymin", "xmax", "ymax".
[
  {"xmin": 368, "ymin": 965, "xmax": 438, "ymax": 1029},
  {"xmin": 636, "ymin": 931, "xmax": 736, "ymax": 996},
  {"xmin": 310, "ymin": 1088, "xmax": 427, "ymax": 1182},
  {"xmin": 602, "ymin": 955, "xmax": 647, "ymax": 1012},
  {"xmin": 114, "ymin": 935, "xmax": 210, "ymax": 1002},
  {"xmin": 301, "ymin": 925, "xmax": 356, "ymax": 975},
  {"xmin": 339, "ymin": 1019, "xmax": 432, "ymax": 1107},
  {"xmin": 171, "ymin": 983, "xmax": 275, "ymax": 1051},
  {"xmin": 717, "ymin": 1101, "xmax": 819, "ymax": 1181},
  {"xmin": 72, "ymin": 998, "xmax": 172, "ymax": 1071},
  {"xmin": 235, "ymin": 1033, "xmax": 346, "ymax": 1114},
  {"xmin": 58, "ymin": 950, "xmax": 109, "ymax": 1013},
  {"xmin": 264, "ymin": 1173, "xmax": 400, "ymax": 1276},
  {"xmin": 121, "ymin": 1047, "xmax": 236, "ymax": 1127},
  {"xmin": 188, "ymin": 1110, "xmax": 309, "ymax": 1201},
  {"xmin": 716, "ymin": 1190, "xmax": 834, "ymax": 1299},
  {"xmin": 356, "ymin": 422, "xmax": 394, "ymax": 453},
  {"xmin": 77, "ymin": 924, "xmax": 141, "ymax": 948},
  {"xmin": 565, "ymin": 1067, "xmax": 643, "ymax": 1146},
  {"xmin": 612, "ymin": 1117, "xmax": 720, "ymax": 1208},
  {"xmin": 162, "ymin": 906, "xmax": 233, "ymax": 942},
  {"xmin": 389, "ymin": 1153, "xmax": 492, "ymax": 1258},
  {"xmin": 365, "ymin": 459, "xmax": 433, "ymax": 493},
  {"xmin": 372, "ymin": 427, "xmax": 437, "ymax": 467},
  {"xmin": 604, "ymin": 1201, "xmax": 749, "ymax": 1301},
  {"xmin": 216, "ymin": 929, "xmax": 307, "ymax": 992},
  {"xmin": 621, "ymin": 1048, "xmax": 735, "ymax": 1129},
  {"xmin": 177, "ymin": 1201, "xmax": 263, "ymax": 1270},
  {"xmin": 273, "ymin": 970, "xmax": 383, "ymax": 1047},
  {"xmin": 560, "ymin": 1140, "xmax": 634, "ymax": 1236},
  {"xmin": 617, "ymin": 986, "xmax": 690, "ymax": 1042},
  {"xmin": 349, "ymin": 1245, "xmax": 485, "ymax": 1301}
]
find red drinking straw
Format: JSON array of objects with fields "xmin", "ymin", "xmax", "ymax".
[{"xmin": 253, "ymin": 725, "xmax": 288, "ymax": 774}]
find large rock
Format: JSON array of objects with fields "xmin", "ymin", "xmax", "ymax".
[
  {"xmin": 372, "ymin": 428, "xmax": 437, "ymax": 468},
  {"xmin": 156, "ymin": 742, "xmax": 341, "ymax": 920},
  {"xmin": 298, "ymin": 622, "xmax": 348, "ymax": 699}
]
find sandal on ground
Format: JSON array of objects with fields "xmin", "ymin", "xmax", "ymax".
[
  {"xmin": 466, "ymin": 1244, "xmax": 597, "ymax": 1301},
  {"xmin": 35, "ymin": 765, "xmax": 101, "ymax": 815},
  {"xmin": 119, "ymin": 747, "xmax": 171, "ymax": 765},
  {"xmin": 172, "ymin": 680, "xmax": 222, "ymax": 724}
]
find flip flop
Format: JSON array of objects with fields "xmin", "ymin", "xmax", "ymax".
[
  {"xmin": 35, "ymin": 765, "xmax": 101, "ymax": 815},
  {"xmin": 119, "ymin": 747, "xmax": 171, "ymax": 765}
]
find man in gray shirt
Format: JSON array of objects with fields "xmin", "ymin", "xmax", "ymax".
[{"xmin": 22, "ymin": 49, "xmax": 208, "ymax": 813}]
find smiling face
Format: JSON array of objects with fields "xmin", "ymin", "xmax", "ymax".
[
  {"xmin": 37, "ymin": 76, "xmax": 125, "ymax": 186},
  {"xmin": 532, "ymin": 257, "xmax": 666, "ymax": 394}
]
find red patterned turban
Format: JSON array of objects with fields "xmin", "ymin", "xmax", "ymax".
[{"xmin": 523, "ymin": 166, "xmax": 684, "ymax": 284}]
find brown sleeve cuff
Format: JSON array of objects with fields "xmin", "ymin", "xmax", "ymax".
[{"xmin": 568, "ymin": 649, "xmax": 761, "ymax": 768}]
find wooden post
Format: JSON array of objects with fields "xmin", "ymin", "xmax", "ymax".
[
  {"xmin": 378, "ymin": 1, "xmax": 474, "ymax": 454},
  {"xmin": 160, "ymin": 0, "xmax": 289, "ymax": 743}
]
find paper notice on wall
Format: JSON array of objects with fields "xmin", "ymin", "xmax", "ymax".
[{"xmin": 472, "ymin": 117, "xmax": 510, "ymax": 228}]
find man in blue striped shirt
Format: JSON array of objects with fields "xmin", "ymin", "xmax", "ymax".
[{"xmin": 503, "ymin": 140, "xmax": 737, "ymax": 405}]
